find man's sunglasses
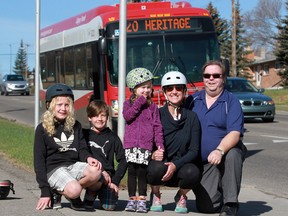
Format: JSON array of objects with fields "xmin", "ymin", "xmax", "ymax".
[
  {"xmin": 203, "ymin": 73, "xmax": 223, "ymax": 79},
  {"xmin": 165, "ymin": 85, "xmax": 185, "ymax": 92}
]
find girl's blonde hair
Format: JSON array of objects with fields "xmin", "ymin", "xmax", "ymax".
[{"xmin": 41, "ymin": 96, "xmax": 75, "ymax": 136}]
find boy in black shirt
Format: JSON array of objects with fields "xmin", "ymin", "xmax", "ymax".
[{"xmin": 83, "ymin": 99, "xmax": 127, "ymax": 210}]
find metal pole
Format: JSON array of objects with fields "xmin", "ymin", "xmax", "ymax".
[
  {"xmin": 231, "ymin": 0, "xmax": 237, "ymax": 77},
  {"xmin": 34, "ymin": 0, "xmax": 40, "ymax": 129},
  {"xmin": 117, "ymin": 0, "xmax": 127, "ymax": 142}
]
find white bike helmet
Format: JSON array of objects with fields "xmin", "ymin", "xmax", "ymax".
[
  {"xmin": 161, "ymin": 71, "xmax": 187, "ymax": 88},
  {"xmin": 161, "ymin": 71, "xmax": 187, "ymax": 120}
]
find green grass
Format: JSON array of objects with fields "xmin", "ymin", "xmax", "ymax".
[
  {"xmin": 0, "ymin": 117, "xmax": 34, "ymax": 171},
  {"xmin": 265, "ymin": 88, "xmax": 288, "ymax": 112}
]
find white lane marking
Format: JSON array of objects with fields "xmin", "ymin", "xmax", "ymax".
[
  {"xmin": 261, "ymin": 135, "xmax": 288, "ymax": 139},
  {"xmin": 273, "ymin": 140, "xmax": 288, "ymax": 143},
  {"xmin": 261, "ymin": 135, "xmax": 288, "ymax": 143},
  {"xmin": 243, "ymin": 142, "xmax": 258, "ymax": 146}
]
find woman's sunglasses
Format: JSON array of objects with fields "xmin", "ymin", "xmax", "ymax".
[{"xmin": 165, "ymin": 85, "xmax": 185, "ymax": 92}]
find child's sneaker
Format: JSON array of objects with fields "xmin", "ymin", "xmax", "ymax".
[
  {"xmin": 83, "ymin": 189, "xmax": 97, "ymax": 211},
  {"xmin": 136, "ymin": 199, "xmax": 147, "ymax": 213},
  {"xmin": 125, "ymin": 199, "xmax": 137, "ymax": 212},
  {"xmin": 51, "ymin": 190, "xmax": 62, "ymax": 209},
  {"xmin": 98, "ymin": 187, "xmax": 118, "ymax": 211},
  {"xmin": 66, "ymin": 197, "xmax": 86, "ymax": 211},
  {"xmin": 174, "ymin": 194, "xmax": 188, "ymax": 213},
  {"xmin": 150, "ymin": 192, "xmax": 163, "ymax": 212}
]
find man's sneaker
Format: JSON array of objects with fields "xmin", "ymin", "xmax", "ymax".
[
  {"xmin": 150, "ymin": 193, "xmax": 163, "ymax": 212},
  {"xmin": 51, "ymin": 191, "xmax": 62, "ymax": 209},
  {"xmin": 136, "ymin": 199, "xmax": 148, "ymax": 213},
  {"xmin": 174, "ymin": 194, "xmax": 188, "ymax": 213},
  {"xmin": 66, "ymin": 197, "xmax": 86, "ymax": 211},
  {"xmin": 219, "ymin": 203, "xmax": 239, "ymax": 216},
  {"xmin": 125, "ymin": 199, "xmax": 137, "ymax": 212}
]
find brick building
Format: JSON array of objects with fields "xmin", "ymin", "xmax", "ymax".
[{"xmin": 243, "ymin": 48, "xmax": 283, "ymax": 89}]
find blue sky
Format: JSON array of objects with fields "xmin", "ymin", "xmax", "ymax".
[{"xmin": 0, "ymin": 0, "xmax": 268, "ymax": 76}]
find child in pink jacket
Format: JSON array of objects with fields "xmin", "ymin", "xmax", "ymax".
[{"xmin": 123, "ymin": 67, "xmax": 164, "ymax": 213}]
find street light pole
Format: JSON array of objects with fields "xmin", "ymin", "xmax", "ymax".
[
  {"xmin": 231, "ymin": 0, "xmax": 237, "ymax": 77},
  {"xmin": 35, "ymin": 0, "xmax": 40, "ymax": 128},
  {"xmin": 117, "ymin": 0, "xmax": 127, "ymax": 142}
]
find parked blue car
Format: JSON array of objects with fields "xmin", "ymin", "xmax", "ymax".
[{"xmin": 225, "ymin": 77, "xmax": 275, "ymax": 122}]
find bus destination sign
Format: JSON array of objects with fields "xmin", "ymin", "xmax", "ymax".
[{"xmin": 127, "ymin": 17, "xmax": 194, "ymax": 33}]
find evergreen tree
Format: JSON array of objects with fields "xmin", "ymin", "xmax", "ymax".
[
  {"xmin": 13, "ymin": 40, "xmax": 28, "ymax": 76},
  {"xmin": 206, "ymin": 2, "xmax": 231, "ymax": 59},
  {"xmin": 274, "ymin": 1, "xmax": 288, "ymax": 86}
]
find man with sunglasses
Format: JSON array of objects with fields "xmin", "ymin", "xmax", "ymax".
[{"xmin": 186, "ymin": 60, "xmax": 247, "ymax": 216}]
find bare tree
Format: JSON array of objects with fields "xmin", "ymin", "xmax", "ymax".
[{"xmin": 243, "ymin": 0, "xmax": 282, "ymax": 51}]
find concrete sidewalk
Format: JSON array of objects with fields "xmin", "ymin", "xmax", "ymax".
[{"xmin": 0, "ymin": 156, "xmax": 287, "ymax": 216}]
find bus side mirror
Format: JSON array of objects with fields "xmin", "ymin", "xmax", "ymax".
[{"xmin": 98, "ymin": 37, "xmax": 107, "ymax": 55}]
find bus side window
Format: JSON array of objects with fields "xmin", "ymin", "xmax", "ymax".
[
  {"xmin": 64, "ymin": 48, "xmax": 75, "ymax": 88},
  {"xmin": 75, "ymin": 46, "xmax": 86, "ymax": 88},
  {"xmin": 87, "ymin": 44, "xmax": 94, "ymax": 88},
  {"xmin": 46, "ymin": 52, "xmax": 56, "ymax": 82}
]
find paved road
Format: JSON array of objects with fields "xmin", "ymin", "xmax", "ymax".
[
  {"xmin": 0, "ymin": 95, "xmax": 35, "ymax": 127},
  {"xmin": 1, "ymin": 155, "xmax": 288, "ymax": 216}
]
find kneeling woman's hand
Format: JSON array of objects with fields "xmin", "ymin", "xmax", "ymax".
[{"xmin": 162, "ymin": 162, "xmax": 176, "ymax": 182}]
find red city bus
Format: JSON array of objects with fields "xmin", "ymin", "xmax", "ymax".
[{"xmin": 40, "ymin": 1, "xmax": 221, "ymax": 129}]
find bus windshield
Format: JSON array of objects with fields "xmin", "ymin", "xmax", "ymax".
[{"xmin": 107, "ymin": 32, "xmax": 219, "ymax": 86}]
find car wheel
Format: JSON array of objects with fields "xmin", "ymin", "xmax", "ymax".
[
  {"xmin": 26, "ymin": 92, "xmax": 30, "ymax": 96},
  {"xmin": 262, "ymin": 117, "xmax": 274, "ymax": 122}
]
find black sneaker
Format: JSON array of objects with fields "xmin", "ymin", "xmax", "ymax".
[
  {"xmin": 83, "ymin": 189, "xmax": 97, "ymax": 211},
  {"xmin": 51, "ymin": 191, "xmax": 62, "ymax": 209},
  {"xmin": 219, "ymin": 203, "xmax": 239, "ymax": 216},
  {"xmin": 66, "ymin": 197, "xmax": 86, "ymax": 211},
  {"xmin": 83, "ymin": 199, "xmax": 95, "ymax": 211}
]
